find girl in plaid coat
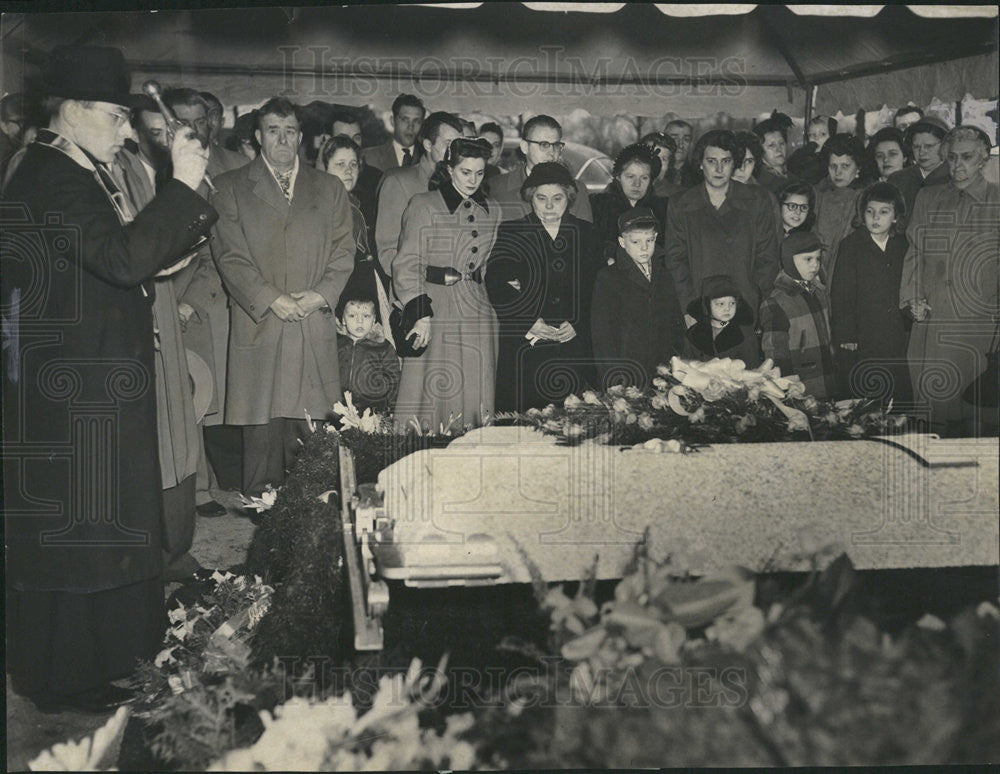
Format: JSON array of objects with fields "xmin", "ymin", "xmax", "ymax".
[{"xmin": 760, "ymin": 231, "xmax": 836, "ymax": 398}]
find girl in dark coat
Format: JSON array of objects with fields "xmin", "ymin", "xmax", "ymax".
[
  {"xmin": 486, "ymin": 163, "xmax": 599, "ymax": 412},
  {"xmin": 590, "ymin": 143, "xmax": 668, "ymax": 263},
  {"xmin": 683, "ymin": 274, "xmax": 761, "ymax": 367},
  {"xmin": 830, "ymin": 183, "xmax": 912, "ymax": 404},
  {"xmin": 591, "ymin": 208, "xmax": 686, "ymax": 388}
]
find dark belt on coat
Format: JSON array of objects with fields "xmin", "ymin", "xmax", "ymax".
[{"xmin": 426, "ymin": 264, "xmax": 482, "ymax": 285}]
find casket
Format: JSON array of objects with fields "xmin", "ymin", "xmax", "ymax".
[{"xmin": 370, "ymin": 427, "xmax": 999, "ymax": 585}]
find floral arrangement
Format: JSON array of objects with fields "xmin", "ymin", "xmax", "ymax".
[
  {"xmin": 207, "ymin": 657, "xmax": 477, "ymax": 771},
  {"xmin": 473, "ymin": 548, "xmax": 1000, "ymax": 769},
  {"xmin": 128, "ymin": 571, "xmax": 284, "ymax": 769},
  {"xmin": 514, "ymin": 356, "xmax": 907, "ymax": 446}
]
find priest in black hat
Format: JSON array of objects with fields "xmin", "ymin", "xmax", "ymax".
[{"xmin": 2, "ymin": 45, "xmax": 217, "ymax": 713}]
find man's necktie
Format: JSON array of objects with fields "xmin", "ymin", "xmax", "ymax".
[
  {"xmin": 275, "ymin": 169, "xmax": 293, "ymax": 201},
  {"xmin": 402, "ymin": 147, "xmax": 412, "ymax": 166}
]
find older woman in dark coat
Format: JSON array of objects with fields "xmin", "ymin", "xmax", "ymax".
[
  {"xmin": 590, "ymin": 143, "xmax": 668, "ymax": 263},
  {"xmin": 486, "ymin": 163, "xmax": 599, "ymax": 412}
]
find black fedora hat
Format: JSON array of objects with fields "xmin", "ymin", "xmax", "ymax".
[{"xmin": 42, "ymin": 45, "xmax": 131, "ymax": 108}]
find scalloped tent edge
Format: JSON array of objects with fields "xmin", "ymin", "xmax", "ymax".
[{"xmin": 2, "ymin": 4, "xmax": 996, "ymax": 118}]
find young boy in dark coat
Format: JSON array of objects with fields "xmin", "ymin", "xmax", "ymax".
[
  {"xmin": 683, "ymin": 274, "xmax": 762, "ymax": 366},
  {"xmin": 335, "ymin": 271, "xmax": 400, "ymax": 413},
  {"xmin": 591, "ymin": 207, "xmax": 686, "ymax": 388},
  {"xmin": 830, "ymin": 182, "xmax": 912, "ymax": 403},
  {"xmin": 760, "ymin": 231, "xmax": 836, "ymax": 398}
]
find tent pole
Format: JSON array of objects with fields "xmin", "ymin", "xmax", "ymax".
[{"xmin": 804, "ymin": 84, "xmax": 814, "ymax": 143}]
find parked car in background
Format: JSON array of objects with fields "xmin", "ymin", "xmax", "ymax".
[{"xmin": 498, "ymin": 138, "xmax": 614, "ymax": 194}]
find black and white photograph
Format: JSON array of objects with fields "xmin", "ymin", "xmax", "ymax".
[{"xmin": 2, "ymin": 2, "xmax": 998, "ymax": 769}]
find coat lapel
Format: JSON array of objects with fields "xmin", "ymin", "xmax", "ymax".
[{"xmin": 249, "ymin": 156, "xmax": 290, "ymax": 215}]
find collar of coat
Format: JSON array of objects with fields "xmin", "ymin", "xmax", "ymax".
[
  {"xmin": 774, "ymin": 270, "xmax": 826, "ymax": 295},
  {"xmin": 950, "ymin": 174, "xmax": 991, "ymax": 202},
  {"xmin": 34, "ymin": 129, "xmax": 97, "ymax": 173},
  {"xmin": 676, "ymin": 178, "xmax": 755, "ymax": 213},
  {"xmin": 687, "ymin": 317, "xmax": 746, "ymax": 356},
  {"xmin": 439, "ymin": 178, "xmax": 490, "ymax": 214},
  {"xmin": 609, "ymin": 244, "xmax": 665, "ymax": 286},
  {"xmin": 600, "ymin": 178, "xmax": 657, "ymax": 209}
]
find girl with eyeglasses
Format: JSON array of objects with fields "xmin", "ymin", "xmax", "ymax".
[
  {"xmin": 392, "ymin": 137, "xmax": 501, "ymax": 430},
  {"xmin": 776, "ymin": 182, "xmax": 816, "ymax": 240}
]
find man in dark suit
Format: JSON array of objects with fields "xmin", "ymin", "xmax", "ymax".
[
  {"xmin": 361, "ymin": 93, "xmax": 424, "ymax": 173},
  {"xmin": 2, "ymin": 45, "xmax": 216, "ymax": 713},
  {"xmin": 373, "ymin": 111, "xmax": 463, "ymax": 275},
  {"xmin": 212, "ymin": 97, "xmax": 355, "ymax": 496}
]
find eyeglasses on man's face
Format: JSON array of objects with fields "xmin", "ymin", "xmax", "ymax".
[
  {"xmin": 88, "ymin": 104, "xmax": 131, "ymax": 128},
  {"xmin": 524, "ymin": 139, "xmax": 566, "ymax": 152}
]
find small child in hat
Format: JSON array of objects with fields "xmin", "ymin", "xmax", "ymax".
[
  {"xmin": 590, "ymin": 207, "xmax": 686, "ymax": 388},
  {"xmin": 336, "ymin": 271, "xmax": 400, "ymax": 414},
  {"xmin": 683, "ymin": 274, "xmax": 761, "ymax": 367},
  {"xmin": 760, "ymin": 231, "xmax": 836, "ymax": 398}
]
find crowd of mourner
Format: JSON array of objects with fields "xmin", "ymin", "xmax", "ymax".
[{"xmin": 1, "ymin": 45, "xmax": 997, "ymax": 714}]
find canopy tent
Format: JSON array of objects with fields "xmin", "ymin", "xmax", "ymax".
[{"xmin": 2, "ymin": 3, "xmax": 997, "ymax": 121}]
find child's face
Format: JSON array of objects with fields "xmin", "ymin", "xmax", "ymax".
[
  {"xmin": 781, "ymin": 194, "xmax": 809, "ymax": 230},
  {"xmin": 864, "ymin": 200, "xmax": 897, "ymax": 238},
  {"xmin": 709, "ymin": 295, "xmax": 737, "ymax": 324},
  {"xmin": 807, "ymin": 121, "xmax": 830, "ymax": 149},
  {"xmin": 792, "ymin": 250, "xmax": 822, "ymax": 283},
  {"xmin": 343, "ymin": 301, "xmax": 376, "ymax": 339},
  {"xmin": 618, "ymin": 227, "xmax": 657, "ymax": 263}
]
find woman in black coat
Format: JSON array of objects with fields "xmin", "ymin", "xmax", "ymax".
[
  {"xmin": 830, "ymin": 183, "xmax": 912, "ymax": 404},
  {"xmin": 590, "ymin": 143, "xmax": 668, "ymax": 263},
  {"xmin": 486, "ymin": 163, "xmax": 600, "ymax": 412}
]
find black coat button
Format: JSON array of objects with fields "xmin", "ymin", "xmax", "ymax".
[
  {"xmin": 464, "ymin": 201, "xmax": 472, "ymax": 209},
  {"xmin": 468, "ymin": 262, "xmax": 475, "ymax": 269},
  {"xmin": 471, "ymin": 230, "xmax": 478, "ymax": 237},
  {"xmin": 468, "ymin": 215, "xmax": 475, "ymax": 222},
  {"xmin": 471, "ymin": 246, "xmax": 478, "ymax": 253}
]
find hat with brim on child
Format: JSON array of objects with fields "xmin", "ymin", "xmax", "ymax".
[
  {"xmin": 780, "ymin": 230, "xmax": 824, "ymax": 280},
  {"xmin": 617, "ymin": 206, "xmax": 659, "ymax": 234},
  {"xmin": 685, "ymin": 273, "xmax": 753, "ymax": 324}
]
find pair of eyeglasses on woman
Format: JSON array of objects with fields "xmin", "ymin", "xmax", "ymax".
[
  {"xmin": 523, "ymin": 139, "xmax": 566, "ymax": 152},
  {"xmin": 782, "ymin": 202, "xmax": 809, "ymax": 213}
]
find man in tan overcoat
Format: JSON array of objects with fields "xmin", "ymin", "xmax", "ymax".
[{"xmin": 212, "ymin": 97, "xmax": 355, "ymax": 495}]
